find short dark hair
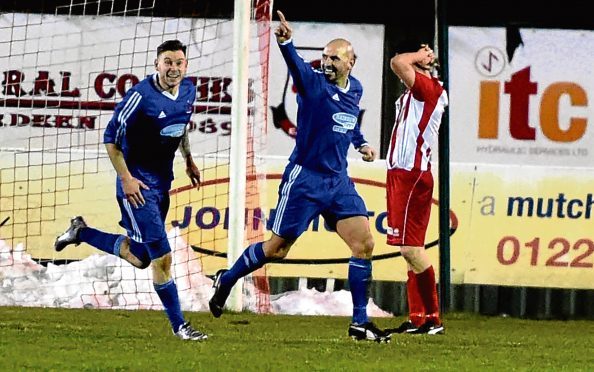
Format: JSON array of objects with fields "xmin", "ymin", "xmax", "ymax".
[{"xmin": 157, "ymin": 39, "xmax": 187, "ymax": 57}]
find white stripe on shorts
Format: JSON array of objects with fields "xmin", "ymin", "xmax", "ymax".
[
  {"xmin": 122, "ymin": 198, "xmax": 143, "ymax": 242},
  {"xmin": 273, "ymin": 164, "xmax": 302, "ymax": 234}
]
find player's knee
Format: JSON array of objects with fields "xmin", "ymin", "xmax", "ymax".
[
  {"xmin": 362, "ymin": 234, "xmax": 374, "ymax": 253},
  {"xmin": 264, "ymin": 236, "xmax": 293, "ymax": 260},
  {"xmin": 266, "ymin": 246, "xmax": 290, "ymax": 260},
  {"xmin": 127, "ymin": 253, "xmax": 151, "ymax": 270},
  {"xmin": 351, "ymin": 234, "xmax": 374, "ymax": 258},
  {"xmin": 153, "ymin": 254, "xmax": 171, "ymax": 271},
  {"xmin": 401, "ymin": 246, "xmax": 420, "ymax": 263},
  {"xmin": 401, "ymin": 250, "xmax": 414, "ymax": 263},
  {"xmin": 271, "ymin": 249, "xmax": 289, "ymax": 260},
  {"xmin": 151, "ymin": 252, "xmax": 172, "ymax": 282},
  {"xmin": 136, "ymin": 258, "xmax": 150, "ymax": 270},
  {"xmin": 127, "ymin": 239, "xmax": 151, "ymax": 269}
]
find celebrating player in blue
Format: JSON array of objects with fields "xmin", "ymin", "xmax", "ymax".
[
  {"xmin": 209, "ymin": 11, "xmax": 389, "ymax": 343},
  {"xmin": 54, "ymin": 40, "xmax": 207, "ymax": 341}
]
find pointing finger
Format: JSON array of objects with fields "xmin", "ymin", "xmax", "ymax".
[{"xmin": 277, "ymin": 10, "xmax": 286, "ymax": 23}]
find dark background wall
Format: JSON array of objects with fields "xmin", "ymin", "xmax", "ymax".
[{"xmin": 2, "ymin": 0, "xmax": 592, "ymax": 29}]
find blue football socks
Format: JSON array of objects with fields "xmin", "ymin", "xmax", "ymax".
[
  {"xmin": 219, "ymin": 242, "xmax": 268, "ymax": 294},
  {"xmin": 79, "ymin": 227, "xmax": 125, "ymax": 256},
  {"xmin": 348, "ymin": 257, "xmax": 372, "ymax": 325},
  {"xmin": 154, "ymin": 279, "xmax": 185, "ymax": 332}
]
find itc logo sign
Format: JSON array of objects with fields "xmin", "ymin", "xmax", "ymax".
[{"xmin": 478, "ymin": 66, "xmax": 588, "ymax": 142}]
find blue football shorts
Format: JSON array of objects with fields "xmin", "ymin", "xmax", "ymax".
[
  {"xmin": 268, "ymin": 162, "xmax": 368, "ymax": 240},
  {"xmin": 117, "ymin": 188, "xmax": 171, "ymax": 260}
]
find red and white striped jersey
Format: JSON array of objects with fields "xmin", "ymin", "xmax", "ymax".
[{"xmin": 386, "ymin": 72, "xmax": 448, "ymax": 171}]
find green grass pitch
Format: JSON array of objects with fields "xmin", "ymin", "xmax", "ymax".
[{"xmin": 0, "ymin": 307, "xmax": 592, "ymax": 371}]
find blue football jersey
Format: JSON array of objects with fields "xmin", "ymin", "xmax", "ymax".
[
  {"xmin": 278, "ymin": 40, "xmax": 368, "ymax": 175},
  {"xmin": 104, "ymin": 73, "xmax": 195, "ymax": 193}
]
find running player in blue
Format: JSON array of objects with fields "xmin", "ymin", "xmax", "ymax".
[
  {"xmin": 54, "ymin": 40, "xmax": 207, "ymax": 341},
  {"xmin": 209, "ymin": 11, "xmax": 389, "ymax": 343}
]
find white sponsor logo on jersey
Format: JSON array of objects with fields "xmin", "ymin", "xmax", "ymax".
[
  {"xmin": 332, "ymin": 112, "xmax": 357, "ymax": 133},
  {"xmin": 160, "ymin": 123, "xmax": 186, "ymax": 137}
]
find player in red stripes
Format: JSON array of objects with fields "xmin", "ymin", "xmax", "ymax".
[{"xmin": 384, "ymin": 42, "xmax": 448, "ymax": 335}]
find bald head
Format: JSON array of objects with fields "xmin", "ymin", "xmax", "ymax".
[
  {"xmin": 325, "ymin": 38, "xmax": 355, "ymax": 64},
  {"xmin": 322, "ymin": 38, "xmax": 356, "ymax": 88}
]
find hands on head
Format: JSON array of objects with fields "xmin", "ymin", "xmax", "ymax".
[
  {"xmin": 419, "ymin": 44, "xmax": 436, "ymax": 66},
  {"xmin": 274, "ymin": 10, "xmax": 292, "ymax": 43}
]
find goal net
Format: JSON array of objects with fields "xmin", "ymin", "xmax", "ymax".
[{"xmin": 0, "ymin": 0, "xmax": 272, "ymax": 313}]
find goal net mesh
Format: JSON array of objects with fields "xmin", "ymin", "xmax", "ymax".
[{"xmin": 0, "ymin": 0, "xmax": 272, "ymax": 313}]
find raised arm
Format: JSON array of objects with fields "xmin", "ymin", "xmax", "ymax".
[
  {"xmin": 274, "ymin": 10, "xmax": 321, "ymax": 96},
  {"xmin": 390, "ymin": 44, "xmax": 435, "ymax": 89},
  {"xmin": 274, "ymin": 10, "xmax": 292, "ymax": 44}
]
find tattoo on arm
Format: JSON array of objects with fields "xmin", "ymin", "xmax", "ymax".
[{"xmin": 179, "ymin": 131, "xmax": 191, "ymax": 159}]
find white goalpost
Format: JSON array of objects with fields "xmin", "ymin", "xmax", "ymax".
[
  {"xmin": 227, "ymin": 0, "xmax": 251, "ymax": 313},
  {"xmin": 0, "ymin": 0, "xmax": 273, "ymax": 313}
]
